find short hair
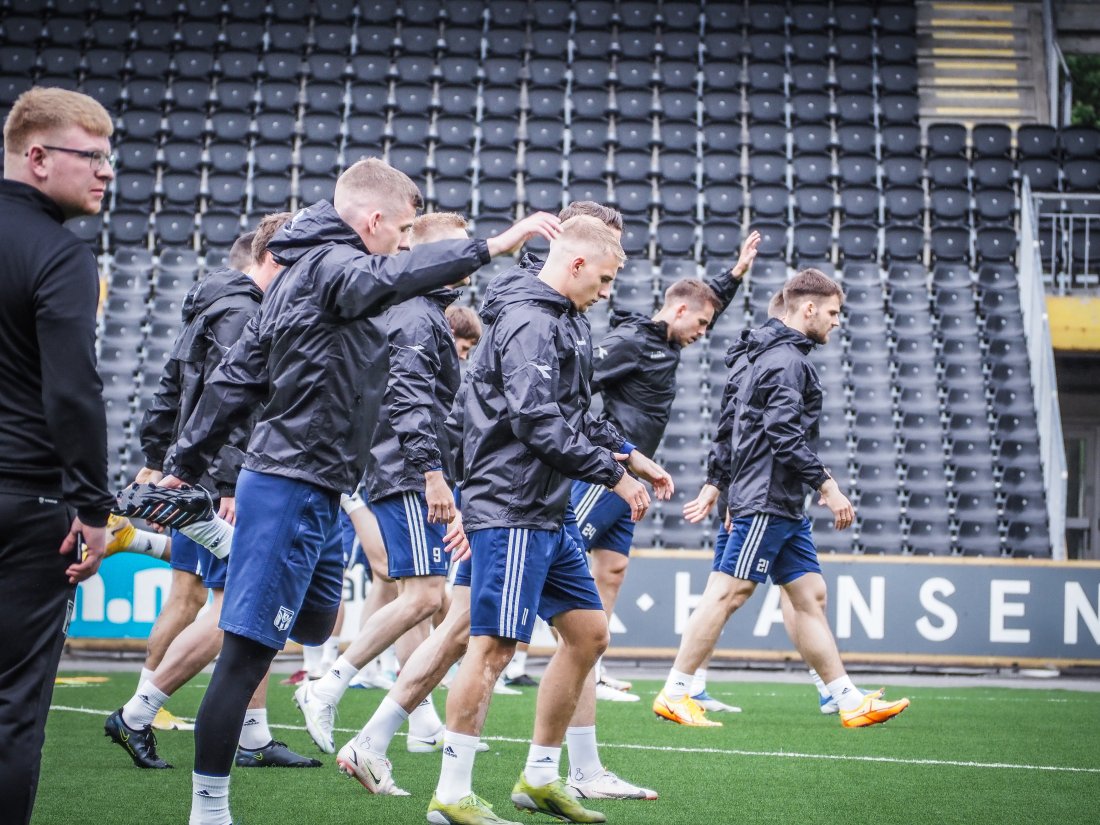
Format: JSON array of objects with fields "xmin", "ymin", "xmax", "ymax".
[
  {"xmin": 559, "ymin": 201, "xmax": 624, "ymax": 232},
  {"xmin": 228, "ymin": 232, "xmax": 256, "ymax": 272},
  {"xmin": 409, "ymin": 212, "xmax": 468, "ymax": 245},
  {"xmin": 4, "ymin": 87, "xmax": 114, "ymax": 157},
  {"xmin": 783, "ymin": 268, "xmax": 845, "ymax": 310},
  {"xmin": 445, "ymin": 304, "xmax": 482, "ymax": 342},
  {"xmin": 250, "ymin": 211, "xmax": 292, "ymax": 265},
  {"xmin": 334, "ymin": 157, "xmax": 423, "ymax": 215},
  {"xmin": 767, "ymin": 289, "xmax": 785, "ymax": 319},
  {"xmin": 554, "ymin": 215, "xmax": 626, "ymax": 266},
  {"xmin": 663, "ymin": 278, "xmax": 722, "ymax": 313}
]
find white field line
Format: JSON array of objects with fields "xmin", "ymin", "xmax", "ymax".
[{"xmin": 52, "ymin": 704, "xmax": 1100, "ymax": 775}]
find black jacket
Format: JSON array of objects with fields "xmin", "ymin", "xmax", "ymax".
[
  {"xmin": 0, "ymin": 180, "xmax": 112, "ymax": 526},
  {"xmin": 142, "ymin": 268, "xmax": 263, "ymax": 496},
  {"xmin": 167, "ymin": 200, "xmax": 490, "ymax": 493},
  {"xmin": 592, "ymin": 271, "xmax": 741, "ymax": 456},
  {"xmin": 458, "ymin": 270, "xmax": 625, "ymax": 532},
  {"xmin": 365, "ymin": 288, "xmax": 462, "ymax": 501},
  {"xmin": 724, "ymin": 323, "xmax": 830, "ymax": 520}
]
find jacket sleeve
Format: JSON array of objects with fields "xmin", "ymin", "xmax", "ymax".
[
  {"xmin": 139, "ymin": 356, "xmax": 183, "ymax": 472},
  {"xmin": 499, "ymin": 315, "xmax": 625, "ymax": 487},
  {"xmin": 34, "ymin": 240, "xmax": 114, "ymax": 526},
  {"xmin": 321, "ymin": 239, "xmax": 491, "ymax": 320},
  {"xmin": 203, "ymin": 303, "xmax": 257, "ymax": 496},
  {"xmin": 757, "ymin": 362, "xmax": 830, "ymax": 490},
  {"xmin": 582, "ymin": 412, "xmax": 625, "ymax": 452},
  {"xmin": 386, "ymin": 311, "xmax": 444, "ymax": 474},
  {"xmin": 705, "ymin": 269, "xmax": 743, "ymax": 321},
  {"xmin": 705, "ymin": 378, "xmax": 737, "ymax": 490},
  {"xmin": 590, "ymin": 327, "xmax": 641, "ymax": 393},
  {"xmin": 444, "ymin": 375, "xmax": 468, "ymax": 479},
  {"xmin": 167, "ymin": 314, "xmax": 269, "ymax": 485}
]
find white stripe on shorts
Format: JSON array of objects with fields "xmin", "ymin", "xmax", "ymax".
[
  {"xmin": 402, "ymin": 492, "xmax": 427, "ymax": 576},
  {"xmin": 574, "ymin": 482, "xmax": 605, "ymax": 525},
  {"xmin": 734, "ymin": 514, "xmax": 769, "ymax": 580}
]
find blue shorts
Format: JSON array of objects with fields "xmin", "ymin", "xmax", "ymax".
[
  {"xmin": 468, "ymin": 525, "xmax": 603, "ymax": 643},
  {"xmin": 220, "ymin": 469, "xmax": 344, "ymax": 650},
  {"xmin": 712, "ymin": 523, "xmax": 730, "ymax": 573},
  {"xmin": 717, "ymin": 514, "xmax": 821, "ymax": 585},
  {"xmin": 170, "ymin": 530, "xmax": 228, "ymax": 589},
  {"xmin": 338, "ymin": 510, "xmax": 370, "ymax": 571},
  {"xmin": 452, "ymin": 558, "xmax": 470, "ymax": 587},
  {"xmin": 370, "ymin": 491, "xmax": 449, "ymax": 579},
  {"xmin": 570, "ymin": 481, "xmax": 634, "ymax": 555}
]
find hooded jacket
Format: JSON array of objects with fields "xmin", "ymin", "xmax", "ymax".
[
  {"xmin": 458, "ymin": 268, "xmax": 626, "ymax": 532},
  {"xmin": 592, "ymin": 271, "xmax": 741, "ymax": 457},
  {"xmin": 166, "ymin": 200, "xmax": 490, "ymax": 493},
  {"xmin": 141, "ymin": 267, "xmax": 263, "ymax": 496},
  {"xmin": 364, "ymin": 288, "xmax": 461, "ymax": 501},
  {"xmin": 0, "ymin": 180, "xmax": 113, "ymax": 526},
  {"xmin": 724, "ymin": 323, "xmax": 830, "ymax": 520}
]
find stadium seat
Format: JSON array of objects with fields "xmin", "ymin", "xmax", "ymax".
[
  {"xmin": 1059, "ymin": 125, "xmax": 1100, "ymax": 158},
  {"xmin": 972, "ymin": 124, "xmax": 1013, "ymax": 158}
]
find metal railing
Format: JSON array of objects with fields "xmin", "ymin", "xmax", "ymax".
[
  {"xmin": 1020, "ymin": 177, "xmax": 1068, "ymax": 559},
  {"xmin": 1043, "ymin": 0, "xmax": 1074, "ymax": 126},
  {"xmin": 1034, "ymin": 193, "xmax": 1100, "ymax": 294}
]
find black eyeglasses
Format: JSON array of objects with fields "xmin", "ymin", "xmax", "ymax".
[{"xmin": 29, "ymin": 145, "xmax": 117, "ymax": 171}]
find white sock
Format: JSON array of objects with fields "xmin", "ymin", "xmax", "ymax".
[
  {"xmin": 302, "ymin": 643, "xmax": 326, "ymax": 679},
  {"xmin": 239, "ymin": 708, "xmax": 272, "ymax": 750},
  {"xmin": 524, "ymin": 743, "xmax": 561, "ymax": 787},
  {"xmin": 355, "ymin": 695, "xmax": 409, "ymax": 754},
  {"xmin": 179, "ymin": 515, "xmax": 234, "ymax": 559},
  {"xmin": 379, "ymin": 645, "xmax": 398, "ymax": 676},
  {"xmin": 139, "ymin": 666, "xmax": 155, "ymax": 688},
  {"xmin": 565, "ymin": 725, "xmax": 601, "ymax": 784},
  {"xmin": 505, "ymin": 650, "xmax": 528, "ymax": 679},
  {"xmin": 809, "ymin": 668, "xmax": 831, "ymax": 699},
  {"xmin": 663, "ymin": 668, "xmax": 693, "ymax": 701},
  {"xmin": 408, "ymin": 694, "xmax": 443, "ymax": 738},
  {"xmin": 594, "ymin": 656, "xmax": 604, "ymax": 683},
  {"xmin": 321, "ymin": 636, "xmax": 340, "ymax": 670},
  {"xmin": 189, "ymin": 772, "xmax": 231, "ymax": 825},
  {"xmin": 311, "ymin": 655, "xmax": 359, "ymax": 705},
  {"xmin": 690, "ymin": 668, "xmax": 708, "ymax": 697},
  {"xmin": 436, "ymin": 730, "xmax": 480, "ymax": 804},
  {"xmin": 127, "ymin": 528, "xmax": 170, "ymax": 559},
  {"xmin": 340, "ymin": 491, "xmax": 366, "ymax": 514},
  {"xmin": 122, "ymin": 680, "xmax": 170, "ymax": 729},
  {"xmin": 826, "ymin": 675, "xmax": 863, "ymax": 712}
]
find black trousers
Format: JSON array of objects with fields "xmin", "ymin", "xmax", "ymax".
[{"xmin": 0, "ymin": 492, "xmax": 76, "ymax": 825}]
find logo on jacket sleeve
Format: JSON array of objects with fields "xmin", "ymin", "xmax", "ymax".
[
  {"xmin": 274, "ymin": 605, "xmax": 296, "ymax": 631},
  {"xmin": 529, "ymin": 362, "xmax": 552, "ymax": 379}
]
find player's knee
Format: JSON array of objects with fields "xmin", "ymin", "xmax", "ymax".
[
  {"xmin": 289, "ymin": 606, "xmax": 339, "ymax": 646},
  {"xmin": 408, "ymin": 580, "xmax": 447, "ymax": 619}
]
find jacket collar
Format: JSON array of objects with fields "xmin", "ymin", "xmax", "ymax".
[{"xmin": 0, "ymin": 179, "xmax": 67, "ymax": 224}]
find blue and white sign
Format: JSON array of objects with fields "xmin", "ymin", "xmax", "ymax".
[{"xmin": 71, "ymin": 554, "xmax": 174, "ymax": 639}]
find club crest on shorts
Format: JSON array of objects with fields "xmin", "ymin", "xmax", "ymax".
[{"xmin": 273, "ymin": 605, "xmax": 295, "ymax": 632}]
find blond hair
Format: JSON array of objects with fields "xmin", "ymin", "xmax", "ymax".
[
  {"xmin": 410, "ymin": 212, "xmax": 469, "ymax": 245},
  {"xmin": 3, "ymin": 87, "xmax": 113, "ymax": 157},
  {"xmin": 559, "ymin": 201, "xmax": 624, "ymax": 232},
  {"xmin": 445, "ymin": 304, "xmax": 482, "ymax": 342},
  {"xmin": 251, "ymin": 211, "xmax": 292, "ymax": 265},
  {"xmin": 334, "ymin": 157, "xmax": 423, "ymax": 216},
  {"xmin": 663, "ymin": 278, "xmax": 721, "ymax": 313},
  {"xmin": 554, "ymin": 215, "xmax": 626, "ymax": 266}
]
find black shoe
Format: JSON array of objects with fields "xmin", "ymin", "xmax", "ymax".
[
  {"xmin": 504, "ymin": 673, "xmax": 539, "ymax": 688},
  {"xmin": 235, "ymin": 740, "xmax": 323, "ymax": 768},
  {"xmin": 104, "ymin": 708, "xmax": 172, "ymax": 769},
  {"xmin": 115, "ymin": 482, "xmax": 213, "ymax": 529}
]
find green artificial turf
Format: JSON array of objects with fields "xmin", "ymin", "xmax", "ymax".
[{"xmin": 34, "ymin": 672, "xmax": 1100, "ymax": 825}]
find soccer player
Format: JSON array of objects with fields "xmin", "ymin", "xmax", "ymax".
[
  {"xmin": 0, "ymin": 86, "xmax": 115, "ymax": 825},
  {"xmin": 294, "ymin": 211, "xmax": 475, "ymax": 754},
  {"xmin": 654, "ymin": 269, "xmax": 911, "ymax": 729},
  {"xmin": 571, "ymin": 232, "xmax": 761, "ymax": 703},
  {"xmin": 426, "ymin": 216, "xmax": 673, "ymax": 825},
  {"xmin": 158, "ymin": 158, "xmax": 561, "ymax": 825}
]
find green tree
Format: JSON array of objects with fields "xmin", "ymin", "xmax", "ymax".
[{"xmin": 1065, "ymin": 54, "xmax": 1100, "ymax": 126}]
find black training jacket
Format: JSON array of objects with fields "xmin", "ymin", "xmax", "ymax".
[
  {"xmin": 592, "ymin": 271, "xmax": 741, "ymax": 456},
  {"xmin": 142, "ymin": 268, "xmax": 262, "ymax": 496},
  {"xmin": 365, "ymin": 288, "xmax": 461, "ymax": 502},
  {"xmin": 458, "ymin": 272, "xmax": 626, "ymax": 532},
  {"xmin": 725, "ymin": 323, "xmax": 830, "ymax": 520},
  {"xmin": 167, "ymin": 200, "xmax": 490, "ymax": 493},
  {"xmin": 0, "ymin": 180, "xmax": 113, "ymax": 526}
]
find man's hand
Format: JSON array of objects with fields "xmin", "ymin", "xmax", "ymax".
[
  {"xmin": 731, "ymin": 230, "xmax": 762, "ymax": 279},
  {"xmin": 218, "ymin": 496, "xmax": 236, "ymax": 525},
  {"xmin": 819, "ymin": 478, "xmax": 855, "ymax": 531},
  {"xmin": 683, "ymin": 484, "xmax": 720, "ymax": 523},
  {"xmin": 424, "ymin": 470, "xmax": 456, "ymax": 524},
  {"xmin": 486, "ymin": 212, "xmax": 562, "ymax": 257},
  {"xmin": 444, "ymin": 510, "xmax": 470, "ymax": 562},
  {"xmin": 157, "ymin": 475, "xmax": 186, "ymax": 489},
  {"xmin": 613, "ymin": 451, "xmax": 675, "ymax": 501},
  {"xmin": 61, "ymin": 517, "xmax": 106, "ymax": 584},
  {"xmin": 610, "ymin": 473, "xmax": 651, "ymax": 522},
  {"xmin": 135, "ymin": 467, "xmax": 164, "ymax": 485}
]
